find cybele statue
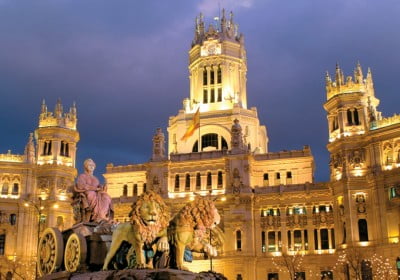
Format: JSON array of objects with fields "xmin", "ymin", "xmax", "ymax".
[{"xmin": 37, "ymin": 160, "xmax": 225, "ymax": 279}]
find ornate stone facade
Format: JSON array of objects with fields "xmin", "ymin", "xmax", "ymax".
[
  {"xmin": 0, "ymin": 100, "xmax": 79, "ymax": 278},
  {"xmin": 1, "ymin": 10, "xmax": 400, "ymax": 280}
]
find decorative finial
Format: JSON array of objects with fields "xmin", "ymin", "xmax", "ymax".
[
  {"xmin": 354, "ymin": 61, "xmax": 363, "ymax": 84},
  {"xmin": 41, "ymin": 99, "xmax": 47, "ymax": 114},
  {"xmin": 54, "ymin": 98, "xmax": 63, "ymax": 118}
]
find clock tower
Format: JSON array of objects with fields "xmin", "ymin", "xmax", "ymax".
[{"xmin": 168, "ymin": 10, "xmax": 268, "ymax": 155}]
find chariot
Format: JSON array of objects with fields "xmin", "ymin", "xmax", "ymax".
[
  {"xmin": 37, "ymin": 184, "xmax": 114, "ymax": 277},
  {"xmin": 37, "ymin": 223, "xmax": 112, "ymax": 277}
]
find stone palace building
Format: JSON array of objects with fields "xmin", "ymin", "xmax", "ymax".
[{"xmin": 0, "ymin": 10, "xmax": 400, "ymax": 280}]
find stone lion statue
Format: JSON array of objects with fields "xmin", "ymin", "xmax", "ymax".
[
  {"xmin": 102, "ymin": 191, "xmax": 170, "ymax": 270},
  {"xmin": 168, "ymin": 196, "xmax": 221, "ymax": 270}
]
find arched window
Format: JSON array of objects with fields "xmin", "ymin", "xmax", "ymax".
[
  {"xmin": 217, "ymin": 171, "xmax": 223, "ymax": 188},
  {"xmin": 12, "ymin": 183, "xmax": 19, "ymax": 195},
  {"xmin": 185, "ymin": 174, "xmax": 190, "ymax": 191},
  {"xmin": 206, "ymin": 172, "xmax": 212, "ymax": 189},
  {"xmin": 202, "ymin": 133, "xmax": 218, "ymax": 150},
  {"xmin": 175, "ymin": 175, "xmax": 180, "ymax": 191},
  {"xmin": 236, "ymin": 230, "xmax": 242, "ymax": 251},
  {"xmin": 331, "ymin": 116, "xmax": 339, "ymax": 132},
  {"xmin": 221, "ymin": 137, "xmax": 228, "ymax": 150},
  {"xmin": 123, "ymin": 184, "xmax": 128, "ymax": 196},
  {"xmin": 60, "ymin": 141, "xmax": 65, "ymax": 156},
  {"xmin": 210, "ymin": 69, "xmax": 215, "ymax": 84},
  {"xmin": 0, "ymin": 234, "xmax": 5, "ymax": 255},
  {"xmin": 43, "ymin": 141, "xmax": 47, "ymax": 155},
  {"xmin": 347, "ymin": 109, "xmax": 353, "ymax": 125},
  {"xmin": 217, "ymin": 66, "xmax": 222, "ymax": 84},
  {"xmin": 192, "ymin": 135, "xmax": 228, "ymax": 152},
  {"xmin": 1, "ymin": 184, "xmax": 8, "ymax": 195},
  {"xmin": 192, "ymin": 141, "xmax": 199, "ymax": 153},
  {"xmin": 196, "ymin": 173, "xmax": 201, "ymax": 190},
  {"xmin": 358, "ymin": 219, "xmax": 369, "ymax": 241},
  {"xmin": 9, "ymin": 214, "xmax": 17, "ymax": 226},
  {"xmin": 203, "ymin": 68, "xmax": 208, "ymax": 85},
  {"xmin": 353, "ymin": 108, "xmax": 360, "ymax": 125},
  {"xmin": 261, "ymin": 231, "xmax": 266, "ymax": 252},
  {"xmin": 133, "ymin": 184, "xmax": 138, "ymax": 196}
]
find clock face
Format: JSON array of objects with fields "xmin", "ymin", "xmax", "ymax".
[
  {"xmin": 208, "ymin": 44, "xmax": 216, "ymax": 55},
  {"xmin": 201, "ymin": 42, "xmax": 221, "ymax": 56}
]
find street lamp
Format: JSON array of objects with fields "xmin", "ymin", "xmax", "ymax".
[{"xmin": 24, "ymin": 196, "xmax": 44, "ymax": 279}]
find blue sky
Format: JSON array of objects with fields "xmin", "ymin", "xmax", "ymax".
[{"xmin": 0, "ymin": 0, "xmax": 399, "ymax": 181}]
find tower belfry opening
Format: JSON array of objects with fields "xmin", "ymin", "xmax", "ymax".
[{"xmin": 168, "ymin": 9, "xmax": 268, "ymax": 155}]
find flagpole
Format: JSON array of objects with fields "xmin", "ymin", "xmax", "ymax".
[{"xmin": 198, "ymin": 106, "xmax": 201, "ymax": 152}]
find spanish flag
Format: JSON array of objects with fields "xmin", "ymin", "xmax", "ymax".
[{"xmin": 181, "ymin": 108, "xmax": 200, "ymax": 141}]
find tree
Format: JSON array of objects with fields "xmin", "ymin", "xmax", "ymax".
[
  {"xmin": 334, "ymin": 246, "xmax": 396, "ymax": 280},
  {"xmin": 271, "ymin": 249, "xmax": 305, "ymax": 280}
]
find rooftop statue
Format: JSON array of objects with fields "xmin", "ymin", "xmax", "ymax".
[
  {"xmin": 168, "ymin": 196, "xmax": 221, "ymax": 270},
  {"xmin": 72, "ymin": 158, "xmax": 114, "ymax": 224},
  {"xmin": 103, "ymin": 190, "xmax": 170, "ymax": 270}
]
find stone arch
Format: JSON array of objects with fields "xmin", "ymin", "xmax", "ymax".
[{"xmin": 189, "ymin": 124, "xmax": 231, "ymax": 152}]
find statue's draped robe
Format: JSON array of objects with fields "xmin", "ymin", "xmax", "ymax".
[{"xmin": 77, "ymin": 173, "xmax": 112, "ymax": 222}]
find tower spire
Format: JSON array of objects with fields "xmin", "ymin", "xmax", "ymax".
[
  {"xmin": 335, "ymin": 63, "xmax": 342, "ymax": 86},
  {"xmin": 54, "ymin": 98, "xmax": 63, "ymax": 119},
  {"xmin": 354, "ymin": 61, "xmax": 363, "ymax": 84},
  {"xmin": 41, "ymin": 99, "xmax": 47, "ymax": 114}
]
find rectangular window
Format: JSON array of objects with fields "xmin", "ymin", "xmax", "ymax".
[
  {"xmin": 217, "ymin": 68, "xmax": 222, "ymax": 83},
  {"xmin": 314, "ymin": 229, "xmax": 319, "ymax": 250},
  {"xmin": 287, "ymin": 231, "xmax": 292, "ymax": 250},
  {"xmin": 261, "ymin": 231, "xmax": 266, "ymax": 252},
  {"xmin": 203, "ymin": 89, "xmax": 208, "ymax": 103},
  {"xmin": 268, "ymin": 231, "xmax": 275, "ymax": 252},
  {"xmin": 331, "ymin": 229, "xmax": 335, "ymax": 249},
  {"xmin": 286, "ymin": 171, "xmax": 292, "ymax": 184},
  {"xmin": 276, "ymin": 173, "xmax": 280, "ymax": 179},
  {"xmin": 263, "ymin": 173, "xmax": 269, "ymax": 186},
  {"xmin": 294, "ymin": 230, "xmax": 302, "ymax": 250},
  {"xmin": 0, "ymin": 234, "xmax": 5, "ymax": 255},
  {"xmin": 217, "ymin": 88, "xmax": 222, "ymax": 102},
  {"xmin": 321, "ymin": 228, "xmax": 329, "ymax": 249},
  {"xmin": 278, "ymin": 231, "xmax": 282, "ymax": 251},
  {"xmin": 185, "ymin": 174, "xmax": 190, "ymax": 191},
  {"xmin": 304, "ymin": 230, "xmax": 308, "ymax": 250},
  {"xmin": 206, "ymin": 172, "xmax": 212, "ymax": 189},
  {"xmin": 175, "ymin": 175, "xmax": 180, "ymax": 192},
  {"xmin": 236, "ymin": 230, "xmax": 242, "ymax": 251},
  {"xmin": 295, "ymin": 272, "xmax": 305, "ymax": 280},
  {"xmin": 210, "ymin": 89, "xmax": 215, "ymax": 103},
  {"xmin": 196, "ymin": 173, "xmax": 201, "ymax": 190},
  {"xmin": 321, "ymin": 271, "xmax": 333, "ymax": 279},
  {"xmin": 217, "ymin": 171, "xmax": 223, "ymax": 188},
  {"xmin": 268, "ymin": 273, "xmax": 279, "ymax": 280},
  {"xmin": 210, "ymin": 70, "xmax": 215, "ymax": 84}
]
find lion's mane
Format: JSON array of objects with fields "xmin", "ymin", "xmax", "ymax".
[
  {"xmin": 172, "ymin": 197, "xmax": 217, "ymax": 236},
  {"xmin": 129, "ymin": 190, "xmax": 170, "ymax": 245}
]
